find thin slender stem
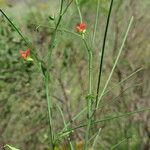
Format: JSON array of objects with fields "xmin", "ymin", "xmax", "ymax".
[
  {"xmin": 57, "ymin": 105, "xmax": 74, "ymax": 150},
  {"xmin": 83, "ymin": 39, "xmax": 93, "ymax": 94},
  {"xmin": 55, "ymin": 0, "xmax": 64, "ymax": 30},
  {"xmin": 92, "ymin": 128, "xmax": 101, "ymax": 150},
  {"xmin": 61, "ymin": 0, "xmax": 73, "ymax": 16},
  {"xmin": 95, "ymin": 0, "xmax": 114, "ymax": 107},
  {"xmin": 83, "ymin": 39, "xmax": 93, "ymax": 150},
  {"xmin": 44, "ymin": 74, "xmax": 54, "ymax": 150},
  {"xmin": 110, "ymin": 138, "xmax": 130, "ymax": 150},
  {"xmin": 0, "ymin": 9, "xmax": 26, "ymax": 43},
  {"xmin": 73, "ymin": 6, "xmax": 91, "ymax": 147},
  {"xmin": 62, "ymin": 108, "xmax": 150, "ymax": 133},
  {"xmin": 75, "ymin": 0, "xmax": 83, "ymax": 22},
  {"xmin": 96, "ymin": 16, "xmax": 133, "ymax": 107},
  {"xmin": 0, "ymin": 9, "xmax": 39, "ymax": 62},
  {"xmin": 47, "ymin": 0, "xmax": 64, "ymax": 64},
  {"xmin": 59, "ymin": 107, "xmax": 87, "ymax": 135},
  {"xmin": 103, "ymin": 68, "xmax": 142, "ymax": 96},
  {"xmin": 47, "ymin": 0, "xmax": 72, "ymax": 65},
  {"xmin": 36, "ymin": 25, "xmax": 81, "ymax": 38},
  {"xmin": 92, "ymin": 0, "xmax": 100, "ymax": 46}
]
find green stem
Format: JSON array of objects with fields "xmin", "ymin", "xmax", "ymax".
[
  {"xmin": 92, "ymin": 0, "xmax": 100, "ymax": 46},
  {"xmin": 74, "ymin": 5, "xmax": 90, "ymax": 148},
  {"xmin": 55, "ymin": 0, "xmax": 64, "ymax": 30},
  {"xmin": 95, "ymin": 0, "xmax": 114, "ymax": 107},
  {"xmin": 47, "ymin": 0, "xmax": 64, "ymax": 64},
  {"xmin": 44, "ymin": 73, "xmax": 54, "ymax": 150},
  {"xmin": 61, "ymin": 0, "xmax": 73, "ymax": 16},
  {"xmin": 36, "ymin": 25, "xmax": 81, "ymax": 38},
  {"xmin": 75, "ymin": 0, "xmax": 83, "ymax": 22},
  {"xmin": 62, "ymin": 108, "xmax": 150, "ymax": 133},
  {"xmin": 45, "ymin": 1, "xmax": 64, "ymax": 146},
  {"xmin": 83, "ymin": 39, "xmax": 92, "ymax": 94},
  {"xmin": 83, "ymin": 39, "xmax": 93, "ymax": 150},
  {"xmin": 0, "ymin": 9, "xmax": 39, "ymax": 63},
  {"xmin": 96, "ymin": 16, "xmax": 133, "ymax": 107},
  {"xmin": 58, "ymin": 107, "xmax": 87, "ymax": 136},
  {"xmin": 57, "ymin": 105, "xmax": 74, "ymax": 150},
  {"xmin": 92, "ymin": 128, "xmax": 101, "ymax": 150},
  {"xmin": 110, "ymin": 138, "xmax": 129, "ymax": 150}
]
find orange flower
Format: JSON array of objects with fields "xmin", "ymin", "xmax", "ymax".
[
  {"xmin": 20, "ymin": 48, "xmax": 30, "ymax": 59},
  {"xmin": 76, "ymin": 22, "xmax": 86, "ymax": 33}
]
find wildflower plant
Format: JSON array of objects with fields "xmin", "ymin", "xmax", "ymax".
[{"xmin": 0, "ymin": 0, "xmax": 150, "ymax": 150}]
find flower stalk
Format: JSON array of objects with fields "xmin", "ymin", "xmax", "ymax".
[
  {"xmin": 44, "ymin": 72, "xmax": 54, "ymax": 150},
  {"xmin": 83, "ymin": 39, "xmax": 93, "ymax": 150}
]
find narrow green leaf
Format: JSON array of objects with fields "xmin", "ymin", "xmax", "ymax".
[
  {"xmin": 110, "ymin": 137, "xmax": 130, "ymax": 150},
  {"xmin": 62, "ymin": 107, "xmax": 150, "ymax": 133},
  {"xmin": 97, "ymin": 16, "xmax": 134, "ymax": 107}
]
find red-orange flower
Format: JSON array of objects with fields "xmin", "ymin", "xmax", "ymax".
[
  {"xmin": 76, "ymin": 22, "xmax": 86, "ymax": 33},
  {"xmin": 20, "ymin": 48, "xmax": 30, "ymax": 59}
]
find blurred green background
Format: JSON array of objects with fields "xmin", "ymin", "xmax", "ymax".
[{"xmin": 0, "ymin": 0, "xmax": 150, "ymax": 149}]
